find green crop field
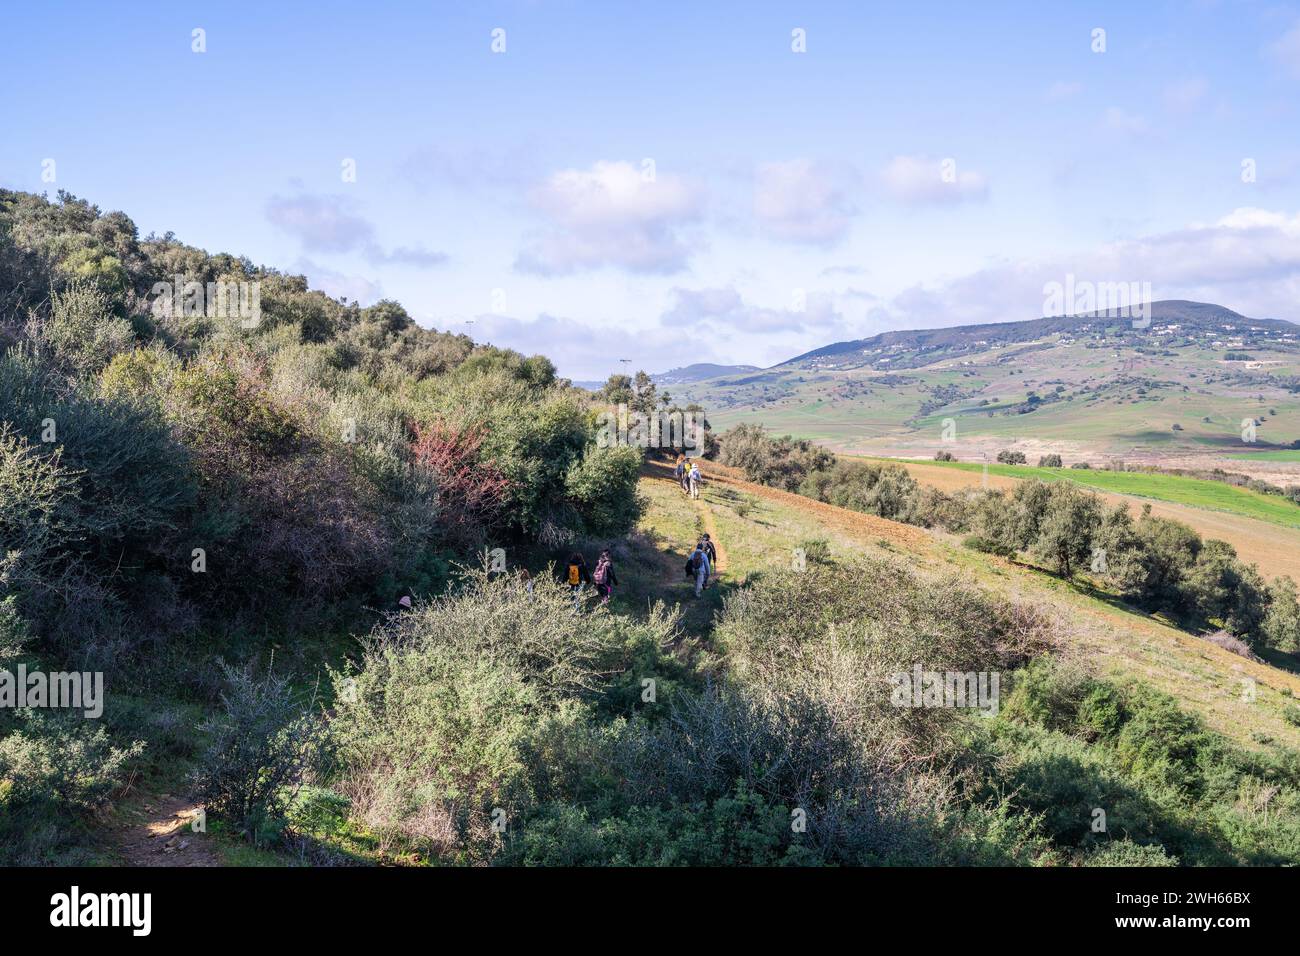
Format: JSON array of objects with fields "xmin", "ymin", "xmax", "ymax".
[
  {"xmin": 904, "ymin": 458, "xmax": 1300, "ymax": 529},
  {"xmin": 1228, "ymin": 450, "xmax": 1300, "ymax": 462}
]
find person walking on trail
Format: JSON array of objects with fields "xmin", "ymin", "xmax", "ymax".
[
  {"xmin": 680, "ymin": 457, "xmax": 692, "ymax": 494},
  {"xmin": 593, "ymin": 547, "xmax": 619, "ymax": 605},
  {"xmin": 699, "ymin": 534, "xmax": 717, "ymax": 584},
  {"xmin": 689, "ymin": 461, "xmax": 703, "ymax": 499},
  {"xmin": 685, "ymin": 543, "xmax": 711, "ymax": 598},
  {"xmin": 674, "ymin": 457, "xmax": 686, "ymax": 492},
  {"xmin": 566, "ymin": 552, "xmax": 591, "ymax": 608}
]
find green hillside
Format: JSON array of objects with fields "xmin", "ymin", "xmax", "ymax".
[{"xmin": 670, "ymin": 308, "xmax": 1300, "ymax": 460}]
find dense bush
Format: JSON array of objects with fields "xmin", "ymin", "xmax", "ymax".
[
  {"xmin": 191, "ymin": 662, "xmax": 323, "ymax": 845},
  {"xmin": 719, "ymin": 423, "xmax": 834, "ymax": 491},
  {"xmin": 987, "ymin": 656, "xmax": 1300, "ymax": 864},
  {"xmin": 0, "ymin": 711, "xmax": 143, "ymax": 864}
]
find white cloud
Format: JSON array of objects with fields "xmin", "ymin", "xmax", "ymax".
[
  {"xmin": 862, "ymin": 207, "xmax": 1300, "ymax": 331},
  {"xmin": 366, "ymin": 245, "xmax": 448, "ymax": 268},
  {"xmin": 294, "ymin": 258, "xmax": 382, "ymax": 305},
  {"xmin": 1268, "ymin": 20, "xmax": 1300, "ymax": 78},
  {"xmin": 753, "ymin": 160, "xmax": 857, "ymax": 245},
  {"xmin": 515, "ymin": 161, "xmax": 705, "ymax": 275},
  {"xmin": 879, "ymin": 155, "xmax": 988, "ymax": 205},
  {"xmin": 1163, "ymin": 77, "xmax": 1208, "ymax": 113},
  {"xmin": 662, "ymin": 285, "xmax": 848, "ymax": 336},
  {"xmin": 266, "ymin": 194, "xmax": 374, "ymax": 252},
  {"xmin": 469, "ymin": 311, "xmax": 721, "ymax": 381},
  {"xmin": 266, "ymin": 193, "xmax": 447, "ymax": 268},
  {"xmin": 1103, "ymin": 107, "xmax": 1150, "ymax": 136}
]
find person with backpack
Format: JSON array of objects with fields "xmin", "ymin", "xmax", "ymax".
[
  {"xmin": 679, "ymin": 457, "xmax": 692, "ymax": 494},
  {"xmin": 593, "ymin": 547, "xmax": 619, "ymax": 604},
  {"xmin": 685, "ymin": 543, "xmax": 711, "ymax": 597},
  {"xmin": 688, "ymin": 461, "xmax": 702, "ymax": 499},
  {"xmin": 566, "ymin": 552, "xmax": 591, "ymax": 608},
  {"xmin": 674, "ymin": 457, "xmax": 686, "ymax": 492}
]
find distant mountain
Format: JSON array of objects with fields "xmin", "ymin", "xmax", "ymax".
[
  {"xmin": 779, "ymin": 301, "xmax": 1296, "ymax": 371},
  {"xmin": 661, "ymin": 300, "xmax": 1300, "ymax": 459},
  {"xmin": 652, "ymin": 363, "xmax": 762, "ymax": 385}
]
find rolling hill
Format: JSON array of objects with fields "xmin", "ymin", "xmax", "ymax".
[{"xmin": 665, "ymin": 301, "xmax": 1300, "ymax": 464}]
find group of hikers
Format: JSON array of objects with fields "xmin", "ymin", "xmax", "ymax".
[
  {"xmin": 561, "ymin": 531, "xmax": 717, "ymax": 606},
  {"xmin": 565, "ymin": 547, "xmax": 619, "ymax": 606},
  {"xmin": 674, "ymin": 454, "xmax": 704, "ymax": 499},
  {"xmin": 397, "ymin": 460, "xmax": 719, "ymax": 614}
]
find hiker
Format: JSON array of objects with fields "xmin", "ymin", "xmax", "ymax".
[
  {"xmin": 674, "ymin": 457, "xmax": 686, "ymax": 491},
  {"xmin": 685, "ymin": 543, "xmax": 711, "ymax": 598},
  {"xmin": 593, "ymin": 547, "xmax": 619, "ymax": 604},
  {"xmin": 699, "ymin": 533, "xmax": 717, "ymax": 582},
  {"xmin": 566, "ymin": 552, "xmax": 591, "ymax": 608},
  {"xmin": 518, "ymin": 567, "xmax": 534, "ymax": 596},
  {"xmin": 679, "ymin": 457, "xmax": 692, "ymax": 494},
  {"xmin": 688, "ymin": 461, "xmax": 702, "ymax": 499}
]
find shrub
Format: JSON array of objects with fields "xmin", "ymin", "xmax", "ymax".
[
  {"xmin": 1201, "ymin": 629, "xmax": 1260, "ymax": 661},
  {"xmin": 797, "ymin": 537, "xmax": 831, "ymax": 564},
  {"xmin": 0, "ymin": 711, "xmax": 143, "ymax": 864},
  {"xmin": 37, "ymin": 279, "xmax": 135, "ymax": 376},
  {"xmin": 1037, "ymin": 454, "xmax": 1063, "ymax": 467},
  {"xmin": 934, "ymin": 450, "xmax": 955, "ymax": 462},
  {"xmin": 1263, "ymin": 577, "xmax": 1300, "ymax": 653},
  {"xmin": 563, "ymin": 445, "xmax": 645, "ymax": 538},
  {"xmin": 996, "ymin": 450, "xmax": 1027, "ymax": 465},
  {"xmin": 411, "ymin": 419, "xmax": 513, "ymax": 546},
  {"xmin": 720, "ymin": 424, "xmax": 833, "ymax": 491},
  {"xmin": 963, "ymin": 534, "xmax": 1015, "ymax": 557},
  {"xmin": 191, "ymin": 661, "xmax": 323, "ymax": 845},
  {"xmin": 328, "ymin": 567, "xmax": 676, "ymax": 861}
]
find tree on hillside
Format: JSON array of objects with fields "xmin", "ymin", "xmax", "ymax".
[
  {"xmin": 599, "ymin": 373, "xmax": 634, "ymax": 405},
  {"xmin": 1182, "ymin": 540, "xmax": 1269, "ymax": 640},
  {"xmin": 1031, "ymin": 483, "xmax": 1103, "ymax": 579},
  {"xmin": 630, "ymin": 370, "xmax": 657, "ymax": 414}
]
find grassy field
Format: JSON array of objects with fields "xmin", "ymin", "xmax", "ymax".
[
  {"xmin": 904, "ymin": 458, "xmax": 1300, "ymax": 529},
  {"xmin": 1229, "ymin": 450, "xmax": 1300, "ymax": 462}
]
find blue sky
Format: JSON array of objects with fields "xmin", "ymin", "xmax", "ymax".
[{"xmin": 3, "ymin": 0, "xmax": 1300, "ymax": 378}]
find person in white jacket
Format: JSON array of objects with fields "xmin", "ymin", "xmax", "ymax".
[
  {"xmin": 689, "ymin": 545, "xmax": 711, "ymax": 597},
  {"xmin": 688, "ymin": 462, "xmax": 702, "ymax": 499}
]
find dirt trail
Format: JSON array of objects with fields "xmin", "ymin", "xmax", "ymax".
[
  {"xmin": 113, "ymin": 792, "xmax": 221, "ymax": 867},
  {"xmin": 693, "ymin": 489, "xmax": 728, "ymax": 575}
]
